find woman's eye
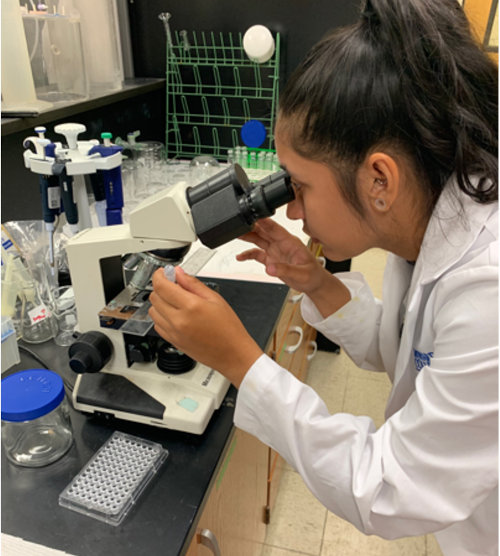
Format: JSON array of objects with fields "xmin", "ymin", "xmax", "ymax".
[{"xmin": 291, "ymin": 180, "xmax": 302, "ymax": 192}]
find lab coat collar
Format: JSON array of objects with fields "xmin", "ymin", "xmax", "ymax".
[{"xmin": 416, "ymin": 177, "xmax": 497, "ymax": 285}]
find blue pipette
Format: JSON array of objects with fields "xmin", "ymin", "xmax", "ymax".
[
  {"xmin": 87, "ymin": 133, "xmax": 124, "ymax": 225},
  {"xmin": 23, "ymin": 128, "xmax": 60, "ymax": 271},
  {"xmin": 53, "ymin": 162, "xmax": 79, "ymax": 234}
]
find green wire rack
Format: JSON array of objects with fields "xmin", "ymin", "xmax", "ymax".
[{"xmin": 164, "ymin": 25, "xmax": 281, "ymax": 161}]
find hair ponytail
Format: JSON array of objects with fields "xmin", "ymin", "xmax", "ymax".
[{"xmin": 279, "ymin": 0, "xmax": 498, "ymax": 210}]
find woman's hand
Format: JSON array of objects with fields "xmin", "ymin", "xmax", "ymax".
[
  {"xmin": 237, "ymin": 218, "xmax": 326, "ymax": 295},
  {"xmin": 149, "ymin": 267, "xmax": 263, "ymax": 388},
  {"xmin": 238, "ymin": 218, "xmax": 351, "ymax": 318}
]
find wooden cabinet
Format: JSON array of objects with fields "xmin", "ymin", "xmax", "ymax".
[
  {"xmin": 187, "ymin": 285, "xmax": 318, "ymax": 554},
  {"xmin": 185, "ymin": 428, "xmax": 268, "ymax": 555}
]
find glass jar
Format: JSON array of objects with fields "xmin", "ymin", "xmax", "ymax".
[{"xmin": 1, "ymin": 369, "xmax": 73, "ymax": 467}]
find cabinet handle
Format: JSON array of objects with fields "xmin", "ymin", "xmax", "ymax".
[
  {"xmin": 307, "ymin": 340, "xmax": 318, "ymax": 361},
  {"xmin": 317, "ymin": 255, "xmax": 326, "ymax": 268},
  {"xmin": 289, "ymin": 292, "xmax": 304, "ymax": 304},
  {"xmin": 198, "ymin": 529, "xmax": 221, "ymax": 555},
  {"xmin": 285, "ymin": 325, "xmax": 303, "ymax": 353}
]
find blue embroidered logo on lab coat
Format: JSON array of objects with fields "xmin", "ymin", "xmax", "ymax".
[{"xmin": 413, "ymin": 349, "xmax": 434, "ymax": 372}]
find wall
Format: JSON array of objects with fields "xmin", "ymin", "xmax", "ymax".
[
  {"xmin": 127, "ymin": 0, "xmax": 360, "ymax": 81},
  {"xmin": 463, "ymin": 0, "xmax": 498, "ymax": 63}
]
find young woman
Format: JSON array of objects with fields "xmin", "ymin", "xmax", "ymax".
[{"xmin": 149, "ymin": 1, "xmax": 498, "ymax": 554}]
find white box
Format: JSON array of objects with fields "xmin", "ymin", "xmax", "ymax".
[{"xmin": 1, "ymin": 316, "xmax": 20, "ymax": 372}]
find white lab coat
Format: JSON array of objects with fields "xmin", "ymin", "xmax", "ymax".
[{"xmin": 234, "ymin": 181, "xmax": 498, "ymax": 556}]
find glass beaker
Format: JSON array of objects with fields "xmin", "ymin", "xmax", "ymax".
[
  {"xmin": 134, "ymin": 141, "xmax": 167, "ymax": 197},
  {"xmin": 189, "ymin": 155, "xmax": 220, "ymax": 186},
  {"xmin": 20, "ymin": 284, "xmax": 57, "ymax": 344},
  {"xmin": 52, "ymin": 286, "xmax": 77, "ymax": 347},
  {"xmin": 22, "ymin": 6, "xmax": 88, "ymax": 104},
  {"xmin": 73, "ymin": 0, "xmax": 124, "ymax": 94}
]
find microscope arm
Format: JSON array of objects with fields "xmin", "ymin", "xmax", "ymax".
[{"xmin": 66, "ymin": 181, "xmax": 197, "ymax": 336}]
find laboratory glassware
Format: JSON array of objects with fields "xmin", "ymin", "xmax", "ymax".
[
  {"xmin": 189, "ymin": 155, "xmax": 220, "ymax": 185},
  {"xmin": 52, "ymin": 285, "xmax": 77, "ymax": 347},
  {"xmin": 73, "ymin": 0, "xmax": 124, "ymax": 93},
  {"xmin": 2, "ymin": 369, "xmax": 73, "ymax": 467},
  {"xmin": 20, "ymin": 283, "xmax": 57, "ymax": 344},
  {"xmin": 134, "ymin": 141, "xmax": 167, "ymax": 197},
  {"xmin": 22, "ymin": 3, "xmax": 88, "ymax": 103}
]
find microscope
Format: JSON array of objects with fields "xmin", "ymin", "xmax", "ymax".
[{"xmin": 65, "ymin": 164, "xmax": 293, "ymax": 434}]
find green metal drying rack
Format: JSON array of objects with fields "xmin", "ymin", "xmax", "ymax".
[{"xmin": 160, "ymin": 14, "xmax": 281, "ymax": 161}]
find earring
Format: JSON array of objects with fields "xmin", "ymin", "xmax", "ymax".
[{"xmin": 374, "ymin": 198, "xmax": 387, "ymax": 210}]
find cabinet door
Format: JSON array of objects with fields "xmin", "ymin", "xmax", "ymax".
[
  {"xmin": 273, "ymin": 290, "xmax": 304, "ymax": 372},
  {"xmin": 186, "ymin": 429, "xmax": 268, "ymax": 555},
  {"xmin": 264, "ymin": 290, "xmax": 318, "ymax": 521}
]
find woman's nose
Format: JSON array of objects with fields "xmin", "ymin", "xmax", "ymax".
[{"xmin": 286, "ymin": 197, "xmax": 304, "ymax": 221}]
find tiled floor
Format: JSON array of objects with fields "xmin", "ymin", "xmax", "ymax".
[{"xmin": 260, "ymin": 249, "xmax": 444, "ymax": 556}]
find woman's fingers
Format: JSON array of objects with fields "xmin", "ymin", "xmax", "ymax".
[
  {"xmin": 239, "ymin": 219, "xmax": 291, "ymax": 246},
  {"xmin": 236, "ymin": 248, "xmax": 267, "ymax": 264},
  {"xmin": 148, "ymin": 304, "xmax": 170, "ymax": 332},
  {"xmin": 150, "ymin": 267, "xmax": 214, "ymax": 309},
  {"xmin": 238, "ymin": 229, "xmax": 270, "ymax": 250},
  {"xmin": 256, "ymin": 218, "xmax": 295, "ymax": 241},
  {"xmin": 174, "ymin": 267, "xmax": 216, "ymax": 301}
]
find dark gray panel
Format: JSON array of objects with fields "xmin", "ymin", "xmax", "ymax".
[{"xmin": 128, "ymin": 0, "xmax": 360, "ymax": 79}]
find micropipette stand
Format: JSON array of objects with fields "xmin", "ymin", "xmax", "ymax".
[{"xmin": 23, "ymin": 123, "xmax": 125, "ymax": 266}]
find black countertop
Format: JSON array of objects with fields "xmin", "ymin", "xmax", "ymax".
[{"xmin": 1, "ymin": 277, "xmax": 288, "ymax": 556}]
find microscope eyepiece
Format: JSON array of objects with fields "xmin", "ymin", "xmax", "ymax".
[
  {"xmin": 186, "ymin": 164, "xmax": 251, "ymax": 205},
  {"xmin": 187, "ymin": 164, "xmax": 294, "ymax": 248}
]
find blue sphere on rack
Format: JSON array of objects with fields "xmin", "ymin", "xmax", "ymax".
[{"xmin": 241, "ymin": 120, "xmax": 267, "ymax": 148}]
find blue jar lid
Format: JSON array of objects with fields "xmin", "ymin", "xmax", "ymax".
[
  {"xmin": 241, "ymin": 120, "xmax": 267, "ymax": 148},
  {"xmin": 1, "ymin": 369, "xmax": 65, "ymax": 422}
]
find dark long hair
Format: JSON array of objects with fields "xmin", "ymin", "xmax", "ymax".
[{"xmin": 278, "ymin": 0, "xmax": 498, "ymax": 214}]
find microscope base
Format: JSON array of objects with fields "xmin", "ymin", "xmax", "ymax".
[{"xmin": 72, "ymin": 366, "xmax": 230, "ymax": 435}]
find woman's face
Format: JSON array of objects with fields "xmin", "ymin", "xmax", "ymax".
[{"xmin": 275, "ymin": 131, "xmax": 377, "ymax": 261}]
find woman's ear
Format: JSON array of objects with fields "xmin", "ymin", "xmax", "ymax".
[{"xmin": 361, "ymin": 152, "xmax": 400, "ymax": 213}]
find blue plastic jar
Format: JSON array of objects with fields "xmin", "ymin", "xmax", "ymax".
[{"xmin": 1, "ymin": 369, "xmax": 73, "ymax": 467}]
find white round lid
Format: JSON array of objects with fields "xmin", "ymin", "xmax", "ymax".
[{"xmin": 243, "ymin": 25, "xmax": 275, "ymax": 64}]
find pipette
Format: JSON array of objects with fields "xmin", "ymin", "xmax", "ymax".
[
  {"xmin": 88, "ymin": 171, "xmax": 107, "ymax": 226},
  {"xmin": 23, "ymin": 129, "xmax": 60, "ymax": 273},
  {"xmin": 87, "ymin": 133, "xmax": 124, "ymax": 225},
  {"xmin": 56, "ymin": 163, "xmax": 80, "ymax": 234},
  {"xmin": 39, "ymin": 171, "xmax": 60, "ymax": 272}
]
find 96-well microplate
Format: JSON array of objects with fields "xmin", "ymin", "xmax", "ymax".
[{"xmin": 59, "ymin": 431, "xmax": 168, "ymax": 526}]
